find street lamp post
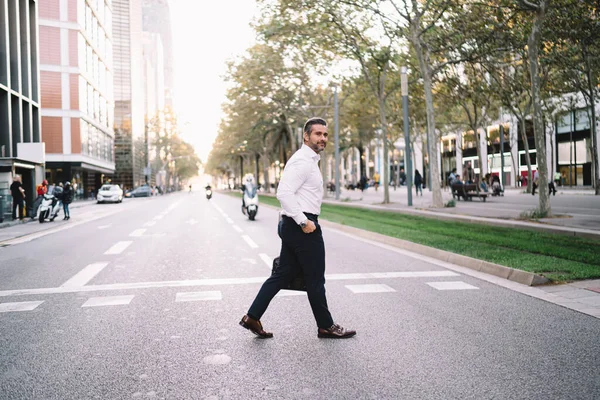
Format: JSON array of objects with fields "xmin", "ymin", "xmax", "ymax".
[
  {"xmin": 334, "ymin": 84, "xmax": 340, "ymax": 200},
  {"xmin": 401, "ymin": 67, "xmax": 413, "ymax": 206}
]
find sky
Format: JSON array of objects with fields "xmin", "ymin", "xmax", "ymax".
[{"xmin": 169, "ymin": 0, "xmax": 260, "ymax": 162}]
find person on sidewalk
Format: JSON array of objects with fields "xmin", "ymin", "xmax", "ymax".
[
  {"xmin": 414, "ymin": 170, "xmax": 423, "ymax": 196},
  {"xmin": 10, "ymin": 175, "xmax": 25, "ymax": 220},
  {"xmin": 62, "ymin": 181, "xmax": 73, "ymax": 220},
  {"xmin": 532, "ymin": 171, "xmax": 539, "ymax": 195},
  {"xmin": 373, "ymin": 172, "xmax": 380, "ymax": 191},
  {"xmin": 463, "ymin": 161, "xmax": 475, "ymax": 184},
  {"xmin": 240, "ymin": 117, "xmax": 356, "ymax": 339}
]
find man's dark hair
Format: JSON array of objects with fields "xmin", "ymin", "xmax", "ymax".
[{"xmin": 303, "ymin": 117, "xmax": 327, "ymax": 136}]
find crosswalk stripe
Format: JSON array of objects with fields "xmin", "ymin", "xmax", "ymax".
[
  {"xmin": 0, "ymin": 301, "xmax": 44, "ymax": 313},
  {"xmin": 81, "ymin": 295, "xmax": 134, "ymax": 307},
  {"xmin": 426, "ymin": 281, "xmax": 479, "ymax": 291},
  {"xmin": 346, "ymin": 284, "xmax": 396, "ymax": 294},
  {"xmin": 175, "ymin": 291, "xmax": 222, "ymax": 302}
]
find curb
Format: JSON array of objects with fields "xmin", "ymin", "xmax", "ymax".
[{"xmin": 317, "ymin": 219, "xmax": 550, "ymax": 287}]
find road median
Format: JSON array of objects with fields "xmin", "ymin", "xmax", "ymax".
[{"xmin": 226, "ymin": 191, "xmax": 600, "ymax": 284}]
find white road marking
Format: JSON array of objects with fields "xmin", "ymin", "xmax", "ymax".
[
  {"xmin": 0, "ymin": 271, "xmax": 460, "ymax": 297},
  {"xmin": 225, "ymin": 218, "xmax": 234, "ymax": 224},
  {"xmin": 60, "ymin": 262, "xmax": 109, "ymax": 287},
  {"xmin": 426, "ymin": 281, "xmax": 479, "ymax": 291},
  {"xmin": 153, "ymin": 215, "xmax": 164, "ymax": 220},
  {"xmin": 346, "ymin": 284, "xmax": 396, "ymax": 294},
  {"xmin": 242, "ymin": 235, "xmax": 258, "ymax": 249},
  {"xmin": 175, "ymin": 291, "xmax": 222, "ymax": 302},
  {"xmin": 98, "ymin": 224, "xmax": 112, "ymax": 229},
  {"xmin": 104, "ymin": 241, "xmax": 133, "ymax": 255},
  {"xmin": 232, "ymin": 225, "xmax": 243, "ymax": 233},
  {"xmin": 242, "ymin": 258, "xmax": 257, "ymax": 265},
  {"xmin": 144, "ymin": 221, "xmax": 156, "ymax": 227},
  {"xmin": 259, "ymin": 253, "xmax": 273, "ymax": 268},
  {"xmin": 129, "ymin": 229, "xmax": 146, "ymax": 237},
  {"xmin": 276, "ymin": 291, "xmax": 305, "ymax": 297},
  {"xmin": 186, "ymin": 219, "xmax": 198, "ymax": 225},
  {"xmin": 0, "ymin": 301, "xmax": 44, "ymax": 313},
  {"xmin": 81, "ymin": 295, "xmax": 135, "ymax": 307},
  {"xmin": 327, "ymin": 271, "xmax": 459, "ymax": 280}
]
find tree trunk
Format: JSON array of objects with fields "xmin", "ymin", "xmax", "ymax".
[
  {"xmin": 584, "ymin": 47, "xmax": 600, "ymax": 194},
  {"xmin": 526, "ymin": 0, "xmax": 551, "ymax": 215},
  {"xmin": 262, "ymin": 148, "xmax": 271, "ymax": 193},
  {"xmin": 410, "ymin": 23, "xmax": 442, "ymax": 207},
  {"xmin": 378, "ymin": 95, "xmax": 390, "ymax": 204}
]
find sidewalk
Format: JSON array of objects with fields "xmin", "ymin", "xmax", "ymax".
[
  {"xmin": 0, "ymin": 199, "xmax": 98, "ymax": 229},
  {"xmin": 322, "ymin": 184, "xmax": 600, "ymax": 239}
]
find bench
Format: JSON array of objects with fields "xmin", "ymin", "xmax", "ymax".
[{"xmin": 451, "ymin": 183, "xmax": 488, "ymax": 202}]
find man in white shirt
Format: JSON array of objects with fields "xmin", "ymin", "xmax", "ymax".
[{"xmin": 240, "ymin": 117, "xmax": 356, "ymax": 339}]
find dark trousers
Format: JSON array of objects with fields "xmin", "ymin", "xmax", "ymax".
[
  {"xmin": 63, "ymin": 202, "xmax": 70, "ymax": 217},
  {"xmin": 247, "ymin": 214, "xmax": 334, "ymax": 329},
  {"xmin": 12, "ymin": 200, "xmax": 23, "ymax": 220}
]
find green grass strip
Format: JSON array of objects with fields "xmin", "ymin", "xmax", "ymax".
[{"xmin": 229, "ymin": 192, "xmax": 600, "ymax": 283}]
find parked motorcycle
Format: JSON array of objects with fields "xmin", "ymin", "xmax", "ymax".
[
  {"xmin": 38, "ymin": 194, "xmax": 61, "ymax": 223},
  {"xmin": 242, "ymin": 180, "xmax": 259, "ymax": 220}
]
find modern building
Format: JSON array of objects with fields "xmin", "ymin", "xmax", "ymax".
[
  {"xmin": 142, "ymin": 0, "xmax": 173, "ymax": 107},
  {"xmin": 113, "ymin": 0, "xmax": 145, "ymax": 190},
  {"xmin": 440, "ymin": 94, "xmax": 600, "ymax": 189},
  {"xmin": 141, "ymin": 31, "xmax": 165, "ymax": 185},
  {"xmin": 0, "ymin": 0, "xmax": 44, "ymax": 218},
  {"xmin": 39, "ymin": 0, "xmax": 116, "ymax": 200}
]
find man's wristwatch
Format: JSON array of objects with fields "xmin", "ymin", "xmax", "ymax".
[{"xmin": 299, "ymin": 220, "xmax": 308, "ymax": 228}]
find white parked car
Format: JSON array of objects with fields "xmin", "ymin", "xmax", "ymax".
[{"xmin": 96, "ymin": 184, "xmax": 123, "ymax": 203}]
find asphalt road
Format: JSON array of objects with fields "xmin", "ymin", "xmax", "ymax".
[{"xmin": 1, "ymin": 192, "xmax": 599, "ymax": 399}]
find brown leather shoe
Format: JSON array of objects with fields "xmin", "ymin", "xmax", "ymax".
[
  {"xmin": 318, "ymin": 324, "xmax": 356, "ymax": 339},
  {"xmin": 239, "ymin": 315, "xmax": 273, "ymax": 338}
]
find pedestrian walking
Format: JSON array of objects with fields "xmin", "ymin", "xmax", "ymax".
[
  {"xmin": 240, "ymin": 117, "xmax": 356, "ymax": 339},
  {"xmin": 62, "ymin": 181, "xmax": 73, "ymax": 220},
  {"xmin": 10, "ymin": 175, "xmax": 25, "ymax": 220},
  {"xmin": 532, "ymin": 171, "xmax": 539, "ymax": 195},
  {"xmin": 373, "ymin": 172, "xmax": 380, "ymax": 191},
  {"xmin": 414, "ymin": 170, "xmax": 423, "ymax": 196}
]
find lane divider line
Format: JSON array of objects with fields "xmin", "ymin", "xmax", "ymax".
[
  {"xmin": 104, "ymin": 241, "xmax": 133, "ymax": 255},
  {"xmin": 242, "ymin": 235, "xmax": 258, "ymax": 249},
  {"xmin": 259, "ymin": 253, "xmax": 272, "ymax": 268},
  {"xmin": 60, "ymin": 262, "xmax": 110, "ymax": 288}
]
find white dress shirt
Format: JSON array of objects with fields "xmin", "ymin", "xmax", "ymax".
[{"xmin": 277, "ymin": 144, "xmax": 324, "ymax": 225}]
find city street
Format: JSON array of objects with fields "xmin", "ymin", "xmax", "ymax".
[{"xmin": 1, "ymin": 192, "xmax": 599, "ymax": 399}]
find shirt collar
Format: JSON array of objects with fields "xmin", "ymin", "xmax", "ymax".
[{"xmin": 301, "ymin": 144, "xmax": 321, "ymax": 162}]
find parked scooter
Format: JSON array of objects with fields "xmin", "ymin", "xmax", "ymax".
[
  {"xmin": 205, "ymin": 185, "xmax": 212, "ymax": 200},
  {"xmin": 38, "ymin": 193, "xmax": 61, "ymax": 223},
  {"xmin": 242, "ymin": 178, "xmax": 259, "ymax": 220}
]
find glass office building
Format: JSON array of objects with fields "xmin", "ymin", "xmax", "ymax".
[{"xmin": 0, "ymin": 0, "xmax": 44, "ymax": 219}]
